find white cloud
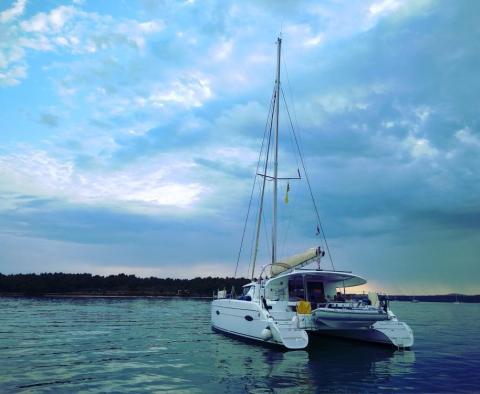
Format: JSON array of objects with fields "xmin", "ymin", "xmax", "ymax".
[
  {"xmin": 21, "ymin": 5, "xmax": 77, "ymax": 33},
  {"xmin": 363, "ymin": 0, "xmax": 434, "ymax": 32},
  {"xmin": 455, "ymin": 127, "xmax": 480, "ymax": 147},
  {"xmin": 212, "ymin": 39, "xmax": 233, "ymax": 61},
  {"xmin": 283, "ymin": 23, "xmax": 325, "ymax": 49},
  {"xmin": 382, "ymin": 121, "xmax": 395, "ymax": 129},
  {"xmin": 304, "ymin": 33, "xmax": 324, "ymax": 47},
  {"xmin": 414, "ymin": 106, "xmax": 431, "ymax": 123},
  {"xmin": 18, "ymin": 36, "xmax": 55, "ymax": 51},
  {"xmin": 1, "ymin": 3, "xmax": 164, "ymax": 85},
  {"xmin": 0, "ymin": 0, "xmax": 26, "ymax": 23},
  {"xmin": 311, "ymin": 85, "xmax": 385, "ymax": 115},
  {"xmin": 315, "ymin": 93, "xmax": 351, "ymax": 113},
  {"xmin": 0, "ymin": 148, "xmax": 204, "ymax": 211},
  {"xmin": 138, "ymin": 20, "xmax": 164, "ymax": 34},
  {"xmin": 0, "ymin": 45, "xmax": 23, "ymax": 68},
  {"xmin": 0, "ymin": 64, "xmax": 26, "ymax": 85},
  {"xmin": 404, "ymin": 135, "xmax": 438, "ymax": 159},
  {"xmin": 146, "ymin": 77, "xmax": 213, "ymax": 108},
  {"xmin": 369, "ymin": 0, "xmax": 401, "ymax": 16}
]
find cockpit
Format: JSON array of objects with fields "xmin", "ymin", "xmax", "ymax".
[
  {"xmin": 265, "ymin": 273, "xmax": 338, "ymax": 309},
  {"xmin": 289, "ymin": 275, "xmax": 329, "ymax": 307}
]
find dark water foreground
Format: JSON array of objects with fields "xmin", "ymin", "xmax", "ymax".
[{"xmin": 0, "ymin": 298, "xmax": 479, "ymax": 393}]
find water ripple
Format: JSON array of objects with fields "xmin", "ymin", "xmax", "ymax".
[{"xmin": 0, "ymin": 298, "xmax": 479, "ymax": 392}]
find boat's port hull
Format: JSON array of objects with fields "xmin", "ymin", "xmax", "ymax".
[
  {"xmin": 312, "ymin": 308, "xmax": 390, "ymax": 329},
  {"xmin": 212, "ymin": 325, "xmax": 284, "ymax": 348},
  {"xmin": 211, "ymin": 299, "xmax": 275, "ymax": 343},
  {"xmin": 211, "ymin": 299, "xmax": 309, "ymax": 349}
]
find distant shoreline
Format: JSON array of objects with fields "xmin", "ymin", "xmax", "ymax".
[
  {"xmin": 0, "ymin": 292, "xmax": 212, "ymax": 299},
  {"xmin": 1, "ymin": 273, "xmax": 478, "ymax": 302},
  {"xmin": 1, "ymin": 293, "xmax": 479, "ymax": 303}
]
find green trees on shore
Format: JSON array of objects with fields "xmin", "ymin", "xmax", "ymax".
[
  {"xmin": 0, "ymin": 273, "xmax": 249, "ymax": 296},
  {"xmin": 0, "ymin": 273, "xmax": 477, "ymax": 301}
]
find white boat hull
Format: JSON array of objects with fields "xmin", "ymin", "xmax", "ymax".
[
  {"xmin": 211, "ymin": 299, "xmax": 413, "ymax": 349},
  {"xmin": 211, "ymin": 299, "xmax": 309, "ymax": 349},
  {"xmin": 211, "ymin": 299, "xmax": 275, "ymax": 343},
  {"xmin": 312, "ymin": 320, "xmax": 414, "ymax": 348}
]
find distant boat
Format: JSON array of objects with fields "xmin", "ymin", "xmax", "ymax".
[
  {"xmin": 454, "ymin": 294, "xmax": 460, "ymax": 304},
  {"xmin": 211, "ymin": 37, "xmax": 414, "ymax": 350},
  {"xmin": 411, "ymin": 298, "xmax": 419, "ymax": 303}
]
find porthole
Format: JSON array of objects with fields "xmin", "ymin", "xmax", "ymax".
[
  {"xmin": 244, "ymin": 315, "xmax": 253, "ymax": 321},
  {"xmin": 216, "ymin": 310, "xmax": 220, "ymax": 315}
]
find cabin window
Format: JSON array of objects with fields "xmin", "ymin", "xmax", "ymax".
[
  {"xmin": 288, "ymin": 276, "xmax": 305, "ymax": 301},
  {"xmin": 306, "ymin": 278, "xmax": 325, "ymax": 303},
  {"xmin": 242, "ymin": 286, "xmax": 252, "ymax": 296}
]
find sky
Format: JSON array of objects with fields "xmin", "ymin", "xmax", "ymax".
[{"xmin": 0, "ymin": 0, "xmax": 479, "ymax": 294}]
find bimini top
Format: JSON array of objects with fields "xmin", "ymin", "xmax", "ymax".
[{"xmin": 268, "ymin": 269, "xmax": 367, "ymax": 288}]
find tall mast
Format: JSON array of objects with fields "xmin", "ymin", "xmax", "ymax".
[{"xmin": 272, "ymin": 37, "xmax": 281, "ymax": 265}]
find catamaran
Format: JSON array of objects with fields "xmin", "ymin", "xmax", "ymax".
[{"xmin": 211, "ymin": 37, "xmax": 414, "ymax": 350}]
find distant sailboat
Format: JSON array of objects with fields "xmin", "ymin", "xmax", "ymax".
[{"xmin": 454, "ymin": 294, "xmax": 460, "ymax": 304}]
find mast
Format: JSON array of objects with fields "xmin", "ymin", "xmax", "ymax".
[{"xmin": 272, "ymin": 37, "xmax": 281, "ymax": 265}]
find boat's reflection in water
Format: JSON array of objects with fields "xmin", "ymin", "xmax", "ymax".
[
  {"xmin": 306, "ymin": 336, "xmax": 416, "ymax": 390},
  {"xmin": 215, "ymin": 334, "xmax": 415, "ymax": 392}
]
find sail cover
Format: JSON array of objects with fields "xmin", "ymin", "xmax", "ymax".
[{"xmin": 271, "ymin": 247, "xmax": 320, "ymax": 276}]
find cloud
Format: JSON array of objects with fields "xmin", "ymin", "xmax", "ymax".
[
  {"xmin": 19, "ymin": 5, "xmax": 164, "ymax": 52},
  {"xmin": 20, "ymin": 5, "xmax": 77, "ymax": 33},
  {"xmin": 369, "ymin": 0, "xmax": 401, "ymax": 16},
  {"xmin": 0, "ymin": 2, "xmax": 164, "ymax": 85},
  {"xmin": 0, "ymin": 147, "xmax": 205, "ymax": 211},
  {"xmin": 0, "ymin": 64, "xmax": 26, "ymax": 85},
  {"xmin": 455, "ymin": 127, "xmax": 480, "ymax": 147},
  {"xmin": 144, "ymin": 77, "xmax": 213, "ymax": 108},
  {"xmin": 0, "ymin": 0, "xmax": 478, "ymax": 292},
  {"xmin": 403, "ymin": 136, "xmax": 438, "ymax": 159},
  {"xmin": 0, "ymin": 0, "xmax": 26, "ymax": 23}
]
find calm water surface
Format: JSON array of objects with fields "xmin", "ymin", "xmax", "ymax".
[{"xmin": 0, "ymin": 298, "xmax": 479, "ymax": 393}]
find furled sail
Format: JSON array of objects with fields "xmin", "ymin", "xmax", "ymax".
[{"xmin": 271, "ymin": 247, "xmax": 320, "ymax": 276}]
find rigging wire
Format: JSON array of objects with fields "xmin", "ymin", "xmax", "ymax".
[
  {"xmin": 247, "ymin": 177, "xmax": 263, "ymax": 278},
  {"xmin": 234, "ymin": 87, "xmax": 276, "ymax": 278},
  {"xmin": 281, "ymin": 86, "xmax": 336, "ymax": 271},
  {"xmin": 282, "ymin": 52, "xmax": 335, "ymax": 262},
  {"xmin": 249, "ymin": 88, "xmax": 276, "ymax": 279},
  {"xmin": 279, "ymin": 93, "xmax": 302, "ymax": 258}
]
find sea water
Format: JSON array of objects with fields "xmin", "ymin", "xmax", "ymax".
[{"xmin": 0, "ymin": 297, "xmax": 479, "ymax": 393}]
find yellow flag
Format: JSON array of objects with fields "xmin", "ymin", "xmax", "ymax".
[{"xmin": 284, "ymin": 182, "xmax": 290, "ymax": 204}]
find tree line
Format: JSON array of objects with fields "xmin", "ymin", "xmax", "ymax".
[
  {"xmin": 0, "ymin": 273, "xmax": 250, "ymax": 297},
  {"xmin": 0, "ymin": 273, "xmax": 477, "ymax": 301}
]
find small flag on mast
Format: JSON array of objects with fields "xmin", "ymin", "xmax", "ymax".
[
  {"xmin": 284, "ymin": 182, "xmax": 290, "ymax": 204},
  {"xmin": 316, "ymin": 225, "xmax": 320, "ymax": 235}
]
